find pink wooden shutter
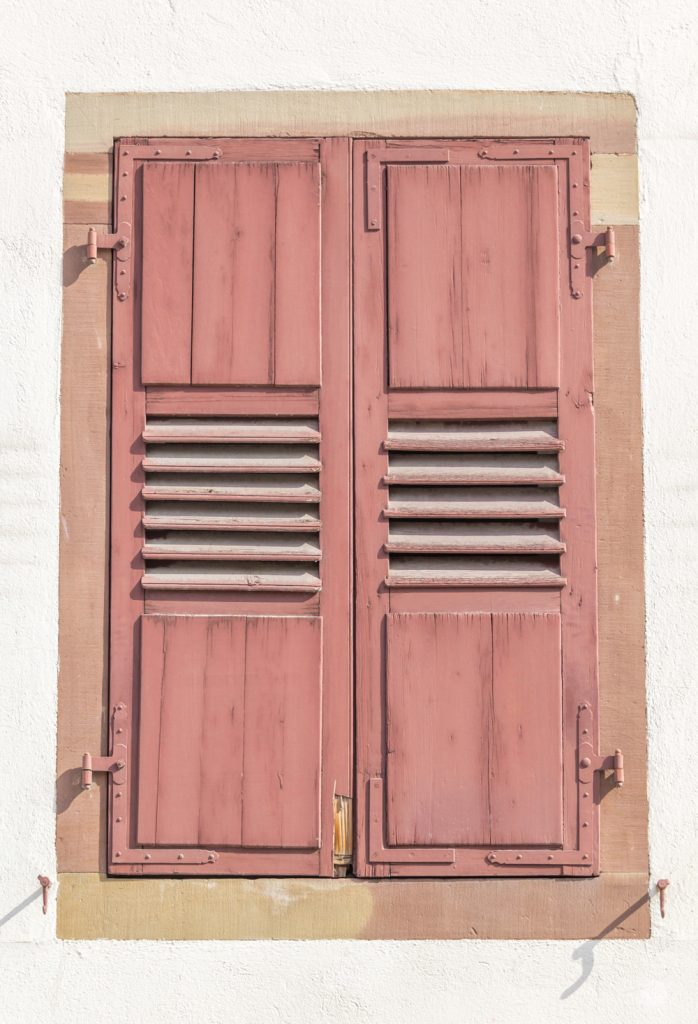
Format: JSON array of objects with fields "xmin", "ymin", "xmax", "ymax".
[
  {"xmin": 354, "ymin": 139, "xmax": 601, "ymax": 877},
  {"xmin": 108, "ymin": 138, "xmax": 351, "ymax": 875}
]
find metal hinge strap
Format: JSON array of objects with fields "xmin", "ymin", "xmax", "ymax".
[
  {"xmin": 366, "ymin": 147, "xmax": 450, "ymax": 231},
  {"xmin": 487, "ymin": 703, "xmax": 624, "ymax": 868},
  {"xmin": 87, "ymin": 142, "xmax": 222, "ymax": 302},
  {"xmin": 368, "ymin": 777, "xmax": 455, "ymax": 865}
]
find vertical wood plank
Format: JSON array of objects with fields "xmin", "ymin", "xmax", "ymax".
[
  {"xmin": 141, "ymin": 162, "xmax": 194, "ymax": 384},
  {"xmin": 353, "ymin": 141, "xmax": 392, "ymax": 876},
  {"xmin": 386, "ymin": 613, "xmax": 490, "ymax": 846},
  {"xmin": 137, "ymin": 616, "xmax": 165, "ymax": 845},
  {"xmin": 273, "ymin": 162, "xmax": 322, "ymax": 384},
  {"xmin": 460, "ymin": 164, "xmax": 559, "ymax": 388},
  {"xmin": 192, "ymin": 162, "xmax": 276, "ymax": 384},
  {"xmin": 197, "ymin": 617, "xmax": 245, "ymax": 847},
  {"xmin": 152, "ymin": 617, "xmax": 205, "ymax": 844},
  {"xmin": 490, "ymin": 612, "xmax": 563, "ymax": 845},
  {"xmin": 241, "ymin": 617, "xmax": 322, "ymax": 848},
  {"xmin": 387, "ymin": 165, "xmax": 463, "ymax": 387},
  {"xmin": 317, "ymin": 137, "xmax": 353, "ymax": 875},
  {"xmin": 386, "ymin": 162, "xmax": 559, "ymax": 389},
  {"xmin": 557, "ymin": 145, "xmax": 599, "ymax": 871}
]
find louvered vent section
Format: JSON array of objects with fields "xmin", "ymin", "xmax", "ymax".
[
  {"xmin": 384, "ymin": 420, "xmax": 566, "ymax": 588},
  {"xmin": 141, "ymin": 417, "xmax": 321, "ymax": 591}
]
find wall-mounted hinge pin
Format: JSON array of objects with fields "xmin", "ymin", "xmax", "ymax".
[
  {"xmin": 38, "ymin": 875, "xmax": 51, "ymax": 915},
  {"xmin": 657, "ymin": 878, "xmax": 670, "ymax": 918}
]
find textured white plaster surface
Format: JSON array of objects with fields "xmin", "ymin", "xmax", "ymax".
[{"xmin": 1, "ymin": 1, "xmax": 697, "ymax": 1020}]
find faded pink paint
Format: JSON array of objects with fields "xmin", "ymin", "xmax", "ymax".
[
  {"xmin": 107, "ymin": 137, "xmax": 351, "ymax": 877},
  {"xmin": 106, "ymin": 135, "xmax": 599, "ymax": 879},
  {"xmin": 353, "ymin": 138, "xmax": 598, "ymax": 877},
  {"xmin": 138, "ymin": 614, "xmax": 322, "ymax": 849},
  {"xmin": 387, "ymin": 162, "xmax": 560, "ymax": 389},
  {"xmin": 192, "ymin": 159, "xmax": 321, "ymax": 385}
]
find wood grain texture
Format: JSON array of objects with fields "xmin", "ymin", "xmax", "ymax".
[
  {"xmin": 386, "ymin": 613, "xmax": 490, "ymax": 846},
  {"xmin": 388, "ymin": 390, "xmax": 557, "ymax": 420},
  {"xmin": 146, "ymin": 386, "xmax": 319, "ymax": 417},
  {"xmin": 57, "ymin": 871, "xmax": 649, "ymax": 939},
  {"xmin": 65, "ymin": 91, "xmax": 637, "ymax": 153},
  {"xmin": 386, "ymin": 612, "xmax": 562, "ymax": 847},
  {"xmin": 387, "ymin": 163, "xmax": 560, "ymax": 389},
  {"xmin": 192, "ymin": 161, "xmax": 320, "ymax": 385},
  {"xmin": 57, "ymin": 224, "xmax": 110, "ymax": 872},
  {"xmin": 138, "ymin": 615, "xmax": 322, "ymax": 849},
  {"xmin": 490, "ymin": 613, "xmax": 562, "ymax": 844},
  {"xmin": 141, "ymin": 162, "xmax": 195, "ymax": 384}
]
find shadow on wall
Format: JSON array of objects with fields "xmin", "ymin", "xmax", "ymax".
[
  {"xmin": 562, "ymin": 890, "xmax": 651, "ymax": 999},
  {"xmin": 0, "ymin": 888, "xmax": 42, "ymax": 931}
]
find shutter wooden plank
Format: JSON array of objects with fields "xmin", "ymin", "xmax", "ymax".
[
  {"xmin": 197, "ymin": 617, "xmax": 245, "ymax": 846},
  {"xmin": 139, "ymin": 615, "xmax": 322, "ymax": 849},
  {"xmin": 192, "ymin": 162, "xmax": 321, "ymax": 386},
  {"xmin": 490, "ymin": 613, "xmax": 563, "ymax": 845},
  {"xmin": 273, "ymin": 162, "xmax": 322, "ymax": 384},
  {"xmin": 141, "ymin": 616, "xmax": 206, "ymax": 845},
  {"xmin": 136, "ymin": 616, "xmax": 165, "ymax": 845},
  {"xmin": 387, "ymin": 165, "xmax": 463, "ymax": 388},
  {"xmin": 241, "ymin": 617, "xmax": 322, "ymax": 847},
  {"xmin": 386, "ymin": 613, "xmax": 490, "ymax": 846},
  {"xmin": 192, "ymin": 163, "xmax": 276, "ymax": 384},
  {"xmin": 141, "ymin": 162, "xmax": 194, "ymax": 385},
  {"xmin": 387, "ymin": 163, "xmax": 559, "ymax": 389},
  {"xmin": 459, "ymin": 165, "xmax": 559, "ymax": 388}
]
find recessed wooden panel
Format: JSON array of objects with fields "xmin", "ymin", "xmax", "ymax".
[
  {"xmin": 386, "ymin": 612, "xmax": 562, "ymax": 848},
  {"xmin": 387, "ymin": 163, "xmax": 560, "ymax": 389},
  {"xmin": 386, "ymin": 612, "xmax": 490, "ymax": 846},
  {"xmin": 192, "ymin": 161, "xmax": 321, "ymax": 386},
  {"xmin": 138, "ymin": 614, "xmax": 322, "ymax": 849},
  {"xmin": 141, "ymin": 162, "xmax": 195, "ymax": 384},
  {"xmin": 490, "ymin": 612, "xmax": 562, "ymax": 845}
]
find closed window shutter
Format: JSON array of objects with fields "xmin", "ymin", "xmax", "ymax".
[
  {"xmin": 108, "ymin": 138, "xmax": 351, "ymax": 875},
  {"xmin": 354, "ymin": 140, "xmax": 600, "ymax": 876}
]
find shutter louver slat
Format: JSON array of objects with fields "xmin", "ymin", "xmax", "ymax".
[
  {"xmin": 384, "ymin": 419, "xmax": 565, "ymax": 588},
  {"xmin": 142, "ymin": 414, "xmax": 322, "ymax": 592}
]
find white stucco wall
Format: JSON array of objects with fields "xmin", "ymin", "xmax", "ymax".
[{"xmin": 1, "ymin": 1, "xmax": 697, "ymax": 1020}]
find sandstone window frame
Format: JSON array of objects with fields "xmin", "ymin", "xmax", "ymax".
[{"xmin": 58, "ymin": 90, "xmax": 648, "ymax": 939}]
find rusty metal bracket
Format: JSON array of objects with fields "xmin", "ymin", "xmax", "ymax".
[
  {"xmin": 84, "ymin": 703, "xmax": 219, "ymax": 867},
  {"xmin": 81, "ymin": 701, "xmax": 128, "ymax": 789},
  {"xmin": 569, "ymin": 225, "xmax": 616, "ymax": 299},
  {"xmin": 86, "ymin": 225, "xmax": 133, "ymax": 302},
  {"xmin": 577, "ymin": 702, "xmax": 624, "ymax": 788},
  {"xmin": 88, "ymin": 142, "xmax": 222, "ymax": 302}
]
